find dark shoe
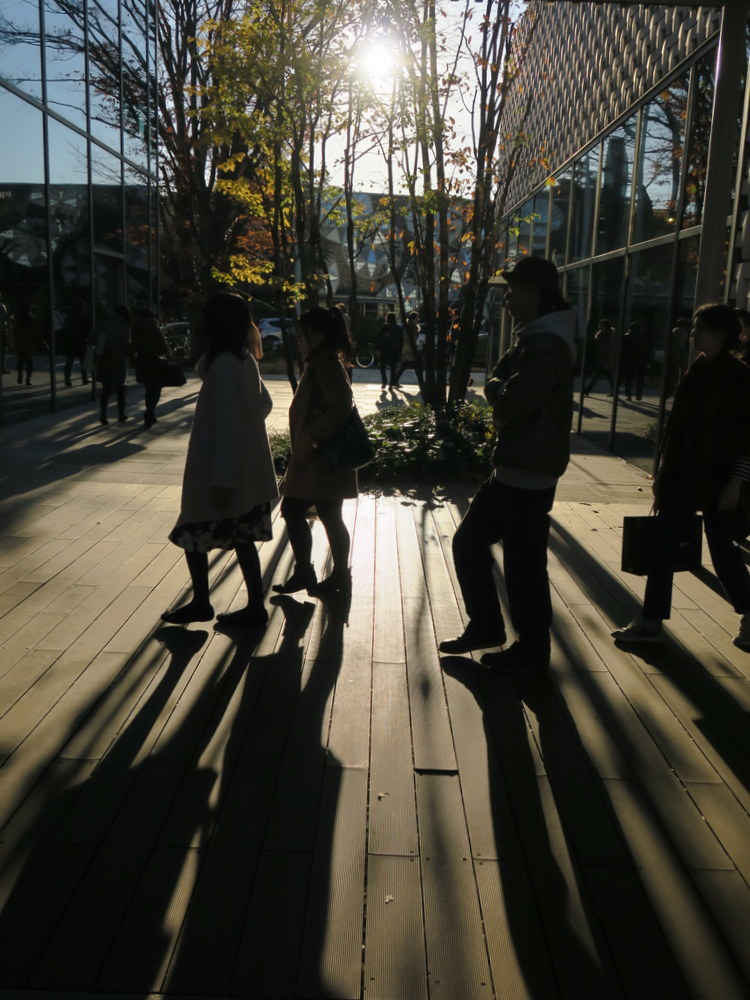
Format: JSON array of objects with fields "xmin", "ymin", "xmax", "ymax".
[
  {"xmin": 312, "ymin": 569, "xmax": 352, "ymax": 595},
  {"xmin": 99, "ymin": 413, "xmax": 109, "ymax": 426},
  {"xmin": 481, "ymin": 641, "xmax": 549, "ymax": 671},
  {"xmin": 161, "ymin": 600, "xmax": 214, "ymax": 624},
  {"xmin": 144, "ymin": 413, "xmax": 156, "ymax": 428},
  {"xmin": 215, "ymin": 606, "xmax": 268, "ymax": 627},
  {"xmin": 272, "ymin": 566, "xmax": 317, "ymax": 594},
  {"xmin": 64, "ymin": 379, "xmax": 72, "ymax": 387},
  {"xmin": 439, "ymin": 622, "xmax": 505, "ymax": 654},
  {"xmin": 16, "ymin": 374, "xmax": 22, "ymax": 384},
  {"xmin": 118, "ymin": 413, "xmax": 128, "ymax": 423}
]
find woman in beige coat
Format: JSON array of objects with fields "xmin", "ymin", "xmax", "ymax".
[
  {"xmin": 163, "ymin": 293, "xmax": 278, "ymax": 626},
  {"xmin": 273, "ymin": 306, "xmax": 357, "ymax": 594}
]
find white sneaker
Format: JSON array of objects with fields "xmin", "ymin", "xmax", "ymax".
[
  {"xmin": 733, "ymin": 613, "xmax": 750, "ymax": 651},
  {"xmin": 611, "ymin": 616, "xmax": 663, "ymax": 643}
]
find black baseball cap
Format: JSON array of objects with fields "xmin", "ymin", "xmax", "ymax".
[{"xmin": 496, "ymin": 255, "xmax": 567, "ymax": 308}]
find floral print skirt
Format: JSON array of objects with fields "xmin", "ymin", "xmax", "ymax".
[{"xmin": 169, "ymin": 501, "xmax": 273, "ymax": 553}]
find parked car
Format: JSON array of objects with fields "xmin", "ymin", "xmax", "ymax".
[
  {"xmin": 162, "ymin": 321, "xmax": 191, "ymax": 362},
  {"xmin": 256, "ymin": 317, "xmax": 288, "ymax": 353}
]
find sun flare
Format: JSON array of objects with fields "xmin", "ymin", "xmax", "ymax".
[{"xmin": 354, "ymin": 40, "xmax": 398, "ymax": 90}]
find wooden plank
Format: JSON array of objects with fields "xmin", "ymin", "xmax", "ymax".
[
  {"xmin": 474, "ymin": 859, "xmax": 559, "ymax": 1000},
  {"xmin": 606, "ymin": 778, "xmax": 749, "ymax": 1000},
  {"xmin": 231, "ymin": 851, "xmax": 312, "ymax": 999},
  {"xmin": 327, "ymin": 495, "xmax": 374, "ymax": 769},
  {"xmin": 372, "ymin": 496, "xmax": 405, "ymax": 664},
  {"xmin": 420, "ymin": 854, "xmax": 493, "ymax": 999},
  {"xmin": 26, "ymin": 759, "xmax": 186, "ymax": 989},
  {"xmin": 0, "ymin": 843, "xmax": 93, "ymax": 987},
  {"xmin": 363, "ymin": 855, "xmax": 428, "ymax": 1000},
  {"xmin": 691, "ymin": 869, "xmax": 750, "ymax": 983},
  {"xmin": 394, "ymin": 502, "xmax": 457, "ymax": 773},
  {"xmin": 368, "ymin": 661, "xmax": 418, "ymax": 857},
  {"xmin": 687, "ymin": 782, "xmax": 750, "ymax": 884},
  {"xmin": 88, "ymin": 845, "xmax": 201, "ymax": 993},
  {"xmin": 439, "ymin": 658, "xmax": 525, "ymax": 863},
  {"xmin": 166, "ymin": 764, "xmax": 277, "ymax": 996},
  {"xmin": 297, "ymin": 767, "xmax": 368, "ymax": 999}
]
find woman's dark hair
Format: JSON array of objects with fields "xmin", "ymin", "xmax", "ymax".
[
  {"xmin": 695, "ymin": 303, "xmax": 742, "ymax": 351},
  {"xmin": 203, "ymin": 292, "xmax": 252, "ymax": 365},
  {"xmin": 299, "ymin": 306, "xmax": 352, "ymax": 358}
]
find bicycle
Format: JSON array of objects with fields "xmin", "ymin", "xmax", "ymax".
[{"xmin": 354, "ymin": 346, "xmax": 375, "ymax": 368}]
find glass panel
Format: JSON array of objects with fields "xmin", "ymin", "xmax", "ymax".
[
  {"xmin": 515, "ymin": 198, "xmax": 534, "ymax": 256},
  {"xmin": 632, "ymin": 76, "xmax": 689, "ymax": 244},
  {"xmin": 92, "ymin": 142, "xmax": 122, "ymax": 254},
  {"xmin": 0, "ymin": 0, "xmax": 43, "ymax": 99},
  {"xmin": 565, "ymin": 265, "xmax": 589, "ymax": 395},
  {"xmin": 124, "ymin": 161, "xmax": 149, "ymax": 304},
  {"xmin": 121, "ymin": 0, "xmax": 148, "ymax": 167},
  {"xmin": 0, "ymin": 91, "xmax": 50, "ymax": 408},
  {"xmin": 48, "ymin": 118, "xmax": 92, "ymax": 389},
  {"xmin": 579, "ymin": 257, "xmax": 625, "ymax": 442},
  {"xmin": 598, "ymin": 121, "xmax": 635, "ymax": 253},
  {"xmin": 87, "ymin": 0, "xmax": 122, "ymax": 153},
  {"xmin": 682, "ymin": 53, "xmax": 715, "ymax": 229},
  {"xmin": 44, "ymin": 0, "xmax": 87, "ymax": 128},
  {"xmin": 531, "ymin": 189, "xmax": 550, "ymax": 256},
  {"xmin": 548, "ymin": 169, "xmax": 571, "ymax": 266},
  {"xmin": 570, "ymin": 145, "xmax": 599, "ymax": 262},
  {"xmin": 613, "ymin": 245, "xmax": 673, "ymax": 474}
]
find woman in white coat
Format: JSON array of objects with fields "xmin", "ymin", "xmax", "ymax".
[{"xmin": 162, "ymin": 293, "xmax": 278, "ymax": 627}]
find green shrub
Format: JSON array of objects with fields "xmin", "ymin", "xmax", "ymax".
[{"xmin": 269, "ymin": 401, "xmax": 496, "ymax": 484}]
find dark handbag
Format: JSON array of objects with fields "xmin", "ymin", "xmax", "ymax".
[
  {"xmin": 317, "ymin": 407, "xmax": 374, "ymax": 472},
  {"xmin": 152, "ymin": 356, "xmax": 187, "ymax": 388},
  {"xmin": 621, "ymin": 513, "xmax": 703, "ymax": 575}
]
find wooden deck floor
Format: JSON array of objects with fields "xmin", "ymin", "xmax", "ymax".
[{"xmin": 0, "ymin": 380, "xmax": 748, "ymax": 1000}]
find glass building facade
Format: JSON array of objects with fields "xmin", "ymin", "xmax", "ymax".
[
  {"xmin": 497, "ymin": 26, "xmax": 750, "ymax": 475},
  {"xmin": 0, "ymin": 0, "xmax": 159, "ymax": 423}
]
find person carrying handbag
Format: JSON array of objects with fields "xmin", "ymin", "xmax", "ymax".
[
  {"xmin": 272, "ymin": 306, "xmax": 357, "ymax": 596},
  {"xmin": 131, "ymin": 307, "xmax": 173, "ymax": 428},
  {"xmin": 613, "ymin": 303, "xmax": 750, "ymax": 650}
]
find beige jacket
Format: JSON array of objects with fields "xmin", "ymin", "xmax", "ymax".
[{"xmin": 175, "ymin": 351, "xmax": 278, "ymax": 524}]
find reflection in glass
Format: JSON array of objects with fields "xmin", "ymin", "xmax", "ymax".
[
  {"xmin": 0, "ymin": 0, "xmax": 42, "ymax": 99},
  {"xmin": 598, "ymin": 122, "xmax": 635, "ymax": 253},
  {"xmin": 548, "ymin": 169, "xmax": 571, "ymax": 266},
  {"xmin": 125, "ymin": 161, "xmax": 149, "ymax": 303},
  {"xmin": 88, "ymin": 0, "xmax": 123, "ymax": 152},
  {"xmin": 0, "ymin": 91, "xmax": 48, "ymax": 311},
  {"xmin": 48, "ymin": 118, "xmax": 90, "ymax": 314},
  {"xmin": 92, "ymin": 143, "xmax": 123, "ymax": 253},
  {"xmin": 579, "ymin": 258, "xmax": 624, "ymax": 440},
  {"xmin": 121, "ymin": 0, "xmax": 149, "ymax": 167},
  {"xmin": 515, "ymin": 198, "xmax": 534, "ymax": 256},
  {"xmin": 44, "ymin": 0, "xmax": 87, "ymax": 128},
  {"xmin": 682, "ymin": 53, "xmax": 714, "ymax": 229},
  {"xmin": 531, "ymin": 189, "xmax": 550, "ymax": 256},
  {"xmin": 570, "ymin": 145, "xmax": 599, "ymax": 262},
  {"xmin": 633, "ymin": 77, "xmax": 688, "ymax": 244},
  {"xmin": 612, "ymin": 245, "xmax": 674, "ymax": 473}
]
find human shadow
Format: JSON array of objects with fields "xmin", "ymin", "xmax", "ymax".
[
  {"xmin": 162, "ymin": 591, "xmax": 352, "ymax": 998},
  {"xmin": 0, "ymin": 624, "xmax": 212, "ymax": 989},
  {"xmin": 440, "ymin": 654, "xmax": 691, "ymax": 998},
  {"xmin": 550, "ymin": 520, "xmax": 750, "ymax": 794}
]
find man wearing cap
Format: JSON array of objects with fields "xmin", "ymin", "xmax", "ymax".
[{"xmin": 439, "ymin": 255, "xmax": 576, "ymax": 670}]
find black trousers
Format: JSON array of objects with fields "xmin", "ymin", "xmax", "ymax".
[
  {"xmin": 452, "ymin": 476, "xmax": 556, "ymax": 657},
  {"xmin": 643, "ymin": 503, "xmax": 750, "ymax": 620}
]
